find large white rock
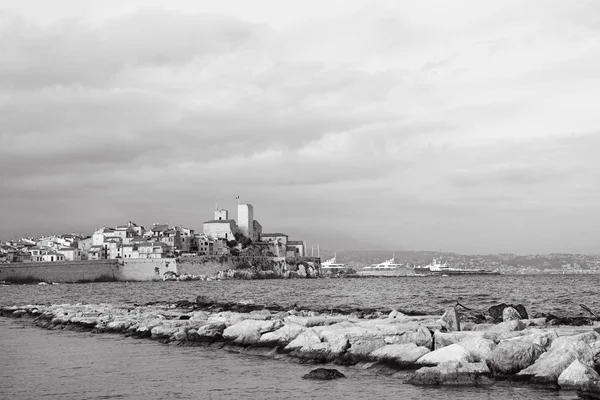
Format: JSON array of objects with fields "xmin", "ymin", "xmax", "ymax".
[
  {"xmin": 284, "ymin": 315, "xmax": 349, "ymax": 327},
  {"xmin": 370, "ymin": 343, "xmax": 431, "ymax": 364},
  {"xmin": 285, "ymin": 329, "xmax": 322, "ymax": 351},
  {"xmin": 223, "ymin": 319, "xmax": 283, "ymax": 344},
  {"xmin": 502, "ymin": 307, "xmax": 522, "ymax": 322},
  {"xmin": 484, "ymin": 320, "xmax": 526, "ymax": 333},
  {"xmin": 347, "ymin": 339, "xmax": 387, "ymax": 357},
  {"xmin": 439, "ymin": 307, "xmax": 461, "ymax": 332},
  {"xmin": 406, "ymin": 361, "xmax": 493, "ymax": 386},
  {"xmin": 517, "ymin": 338, "xmax": 595, "ymax": 383},
  {"xmin": 385, "ymin": 327, "xmax": 433, "ymax": 348},
  {"xmin": 416, "ymin": 344, "xmax": 473, "ymax": 365},
  {"xmin": 485, "ymin": 339, "xmax": 544, "ymax": 375},
  {"xmin": 458, "ymin": 336, "xmax": 496, "ymax": 362},
  {"xmin": 434, "ymin": 331, "xmax": 484, "ymax": 350},
  {"xmin": 151, "ymin": 325, "xmax": 180, "ymax": 339},
  {"xmin": 558, "ymin": 359, "xmax": 600, "ymax": 389},
  {"xmin": 259, "ymin": 323, "xmax": 305, "ymax": 345}
]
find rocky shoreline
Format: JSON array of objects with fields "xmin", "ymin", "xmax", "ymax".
[{"xmin": 2, "ymin": 300, "xmax": 600, "ymax": 395}]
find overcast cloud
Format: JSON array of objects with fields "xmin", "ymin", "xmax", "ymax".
[{"xmin": 1, "ymin": 0, "xmax": 600, "ymax": 254}]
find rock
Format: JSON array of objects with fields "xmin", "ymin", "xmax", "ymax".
[
  {"xmin": 440, "ymin": 307, "xmax": 461, "ymax": 332},
  {"xmin": 223, "ymin": 319, "xmax": 283, "ymax": 345},
  {"xmin": 458, "ymin": 336, "xmax": 496, "ymax": 362},
  {"xmin": 483, "ymin": 320, "xmax": 526, "ymax": 334},
  {"xmin": 151, "ymin": 325, "xmax": 180, "ymax": 339},
  {"xmin": 488, "ymin": 304, "xmax": 528, "ymax": 322},
  {"xmin": 194, "ymin": 322, "xmax": 226, "ymax": 340},
  {"xmin": 416, "ymin": 344, "xmax": 473, "ymax": 366},
  {"xmin": 302, "ymin": 368, "xmax": 346, "ymax": 380},
  {"xmin": 285, "ymin": 329, "xmax": 322, "ymax": 351},
  {"xmin": 558, "ymin": 359, "xmax": 600, "ymax": 389},
  {"xmin": 517, "ymin": 338, "xmax": 594, "ymax": 383},
  {"xmin": 485, "ymin": 339, "xmax": 544, "ymax": 375},
  {"xmin": 502, "ymin": 307, "xmax": 522, "ymax": 322},
  {"xmin": 285, "ymin": 315, "xmax": 349, "ymax": 327},
  {"xmin": 488, "ymin": 304, "xmax": 509, "ymax": 322},
  {"xmin": 434, "ymin": 331, "xmax": 483, "ymax": 350},
  {"xmin": 346, "ymin": 339, "xmax": 387, "ymax": 358},
  {"xmin": 196, "ymin": 295, "xmax": 213, "ymax": 306},
  {"xmin": 406, "ymin": 361, "xmax": 494, "ymax": 386},
  {"xmin": 385, "ymin": 327, "xmax": 433, "ymax": 348},
  {"xmin": 513, "ymin": 304, "xmax": 529, "ymax": 320},
  {"xmin": 388, "ymin": 309, "xmax": 405, "ymax": 320},
  {"xmin": 259, "ymin": 324, "xmax": 305, "ymax": 345},
  {"xmin": 370, "ymin": 343, "xmax": 431, "ymax": 365}
]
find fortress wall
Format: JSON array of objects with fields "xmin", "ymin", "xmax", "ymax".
[
  {"xmin": 118, "ymin": 258, "xmax": 178, "ymax": 281},
  {"xmin": 0, "ymin": 260, "xmax": 119, "ymax": 283}
]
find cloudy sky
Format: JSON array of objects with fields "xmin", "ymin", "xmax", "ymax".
[{"xmin": 1, "ymin": 0, "xmax": 600, "ymax": 254}]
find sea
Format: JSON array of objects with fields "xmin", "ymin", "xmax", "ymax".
[{"xmin": 1, "ymin": 274, "xmax": 597, "ymax": 400}]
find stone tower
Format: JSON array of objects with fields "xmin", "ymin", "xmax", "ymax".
[
  {"xmin": 237, "ymin": 203, "xmax": 253, "ymax": 238},
  {"xmin": 214, "ymin": 209, "xmax": 228, "ymax": 221}
]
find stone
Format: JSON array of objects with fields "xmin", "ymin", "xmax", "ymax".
[
  {"xmin": 194, "ymin": 323, "xmax": 226, "ymax": 340},
  {"xmin": 434, "ymin": 331, "xmax": 483, "ymax": 350},
  {"xmin": 406, "ymin": 361, "xmax": 494, "ymax": 386},
  {"xmin": 416, "ymin": 344, "xmax": 473, "ymax": 366},
  {"xmin": 485, "ymin": 339, "xmax": 544, "ymax": 375},
  {"xmin": 517, "ymin": 338, "xmax": 594, "ymax": 383},
  {"xmin": 502, "ymin": 307, "xmax": 522, "ymax": 322},
  {"xmin": 558, "ymin": 359, "xmax": 600, "ymax": 389},
  {"xmin": 285, "ymin": 315, "xmax": 348, "ymax": 327},
  {"xmin": 259, "ymin": 324, "xmax": 305, "ymax": 345},
  {"xmin": 513, "ymin": 304, "xmax": 529, "ymax": 320},
  {"xmin": 285, "ymin": 329, "xmax": 322, "ymax": 351},
  {"xmin": 385, "ymin": 327, "xmax": 433, "ymax": 348},
  {"xmin": 440, "ymin": 307, "xmax": 461, "ymax": 332},
  {"xmin": 458, "ymin": 336, "xmax": 496, "ymax": 362},
  {"xmin": 223, "ymin": 319, "xmax": 283, "ymax": 345},
  {"xmin": 370, "ymin": 343, "xmax": 431, "ymax": 365},
  {"xmin": 347, "ymin": 339, "xmax": 387, "ymax": 358},
  {"xmin": 388, "ymin": 309, "xmax": 405, "ymax": 320},
  {"xmin": 483, "ymin": 320, "xmax": 526, "ymax": 334},
  {"xmin": 488, "ymin": 304, "xmax": 509, "ymax": 322},
  {"xmin": 302, "ymin": 368, "xmax": 346, "ymax": 380},
  {"xmin": 151, "ymin": 325, "xmax": 180, "ymax": 339}
]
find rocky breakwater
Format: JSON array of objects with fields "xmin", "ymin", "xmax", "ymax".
[{"xmin": 3, "ymin": 301, "xmax": 600, "ymax": 395}]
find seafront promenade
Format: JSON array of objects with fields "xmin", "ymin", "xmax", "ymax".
[{"xmin": 3, "ymin": 299, "xmax": 600, "ymax": 395}]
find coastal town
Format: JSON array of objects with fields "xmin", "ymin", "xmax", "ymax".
[{"xmin": 0, "ymin": 202, "xmax": 307, "ymax": 264}]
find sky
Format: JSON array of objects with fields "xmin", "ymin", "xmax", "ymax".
[{"xmin": 1, "ymin": 0, "xmax": 600, "ymax": 255}]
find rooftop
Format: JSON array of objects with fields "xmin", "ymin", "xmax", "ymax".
[
  {"xmin": 204, "ymin": 219, "xmax": 236, "ymax": 224},
  {"xmin": 287, "ymin": 240, "xmax": 304, "ymax": 245},
  {"xmin": 261, "ymin": 233, "xmax": 288, "ymax": 237}
]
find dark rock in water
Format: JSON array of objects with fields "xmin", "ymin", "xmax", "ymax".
[
  {"xmin": 196, "ymin": 296, "xmax": 213, "ymax": 307},
  {"xmin": 175, "ymin": 300, "xmax": 195, "ymax": 309},
  {"xmin": 513, "ymin": 304, "xmax": 529, "ymax": 319},
  {"xmin": 488, "ymin": 304, "xmax": 509, "ymax": 322},
  {"xmin": 302, "ymin": 368, "xmax": 346, "ymax": 380}
]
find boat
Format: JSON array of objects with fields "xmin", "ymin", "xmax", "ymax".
[
  {"xmin": 321, "ymin": 253, "xmax": 347, "ymax": 273},
  {"xmin": 356, "ymin": 254, "xmax": 418, "ymax": 277},
  {"xmin": 417, "ymin": 258, "xmax": 500, "ymax": 275}
]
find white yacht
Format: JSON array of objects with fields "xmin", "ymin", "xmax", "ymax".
[
  {"xmin": 357, "ymin": 254, "xmax": 417, "ymax": 276},
  {"xmin": 321, "ymin": 253, "xmax": 347, "ymax": 271}
]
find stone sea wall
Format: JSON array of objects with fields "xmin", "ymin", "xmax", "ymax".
[
  {"xmin": 0, "ymin": 259, "xmax": 176, "ymax": 283},
  {"xmin": 3, "ymin": 300, "xmax": 600, "ymax": 395},
  {"xmin": 0, "ymin": 256, "xmax": 321, "ymax": 283},
  {"xmin": 0, "ymin": 260, "xmax": 120, "ymax": 283}
]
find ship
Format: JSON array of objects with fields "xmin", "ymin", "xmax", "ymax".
[
  {"xmin": 356, "ymin": 254, "xmax": 419, "ymax": 277},
  {"xmin": 415, "ymin": 258, "xmax": 500, "ymax": 275},
  {"xmin": 321, "ymin": 253, "xmax": 347, "ymax": 273}
]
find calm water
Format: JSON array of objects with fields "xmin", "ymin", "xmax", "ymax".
[
  {"xmin": 1, "ymin": 274, "xmax": 598, "ymax": 316},
  {"xmin": 0, "ymin": 275, "xmax": 595, "ymax": 399},
  {"xmin": 0, "ymin": 318, "xmax": 577, "ymax": 400}
]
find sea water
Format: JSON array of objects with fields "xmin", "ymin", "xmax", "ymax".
[{"xmin": 0, "ymin": 275, "xmax": 595, "ymax": 399}]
